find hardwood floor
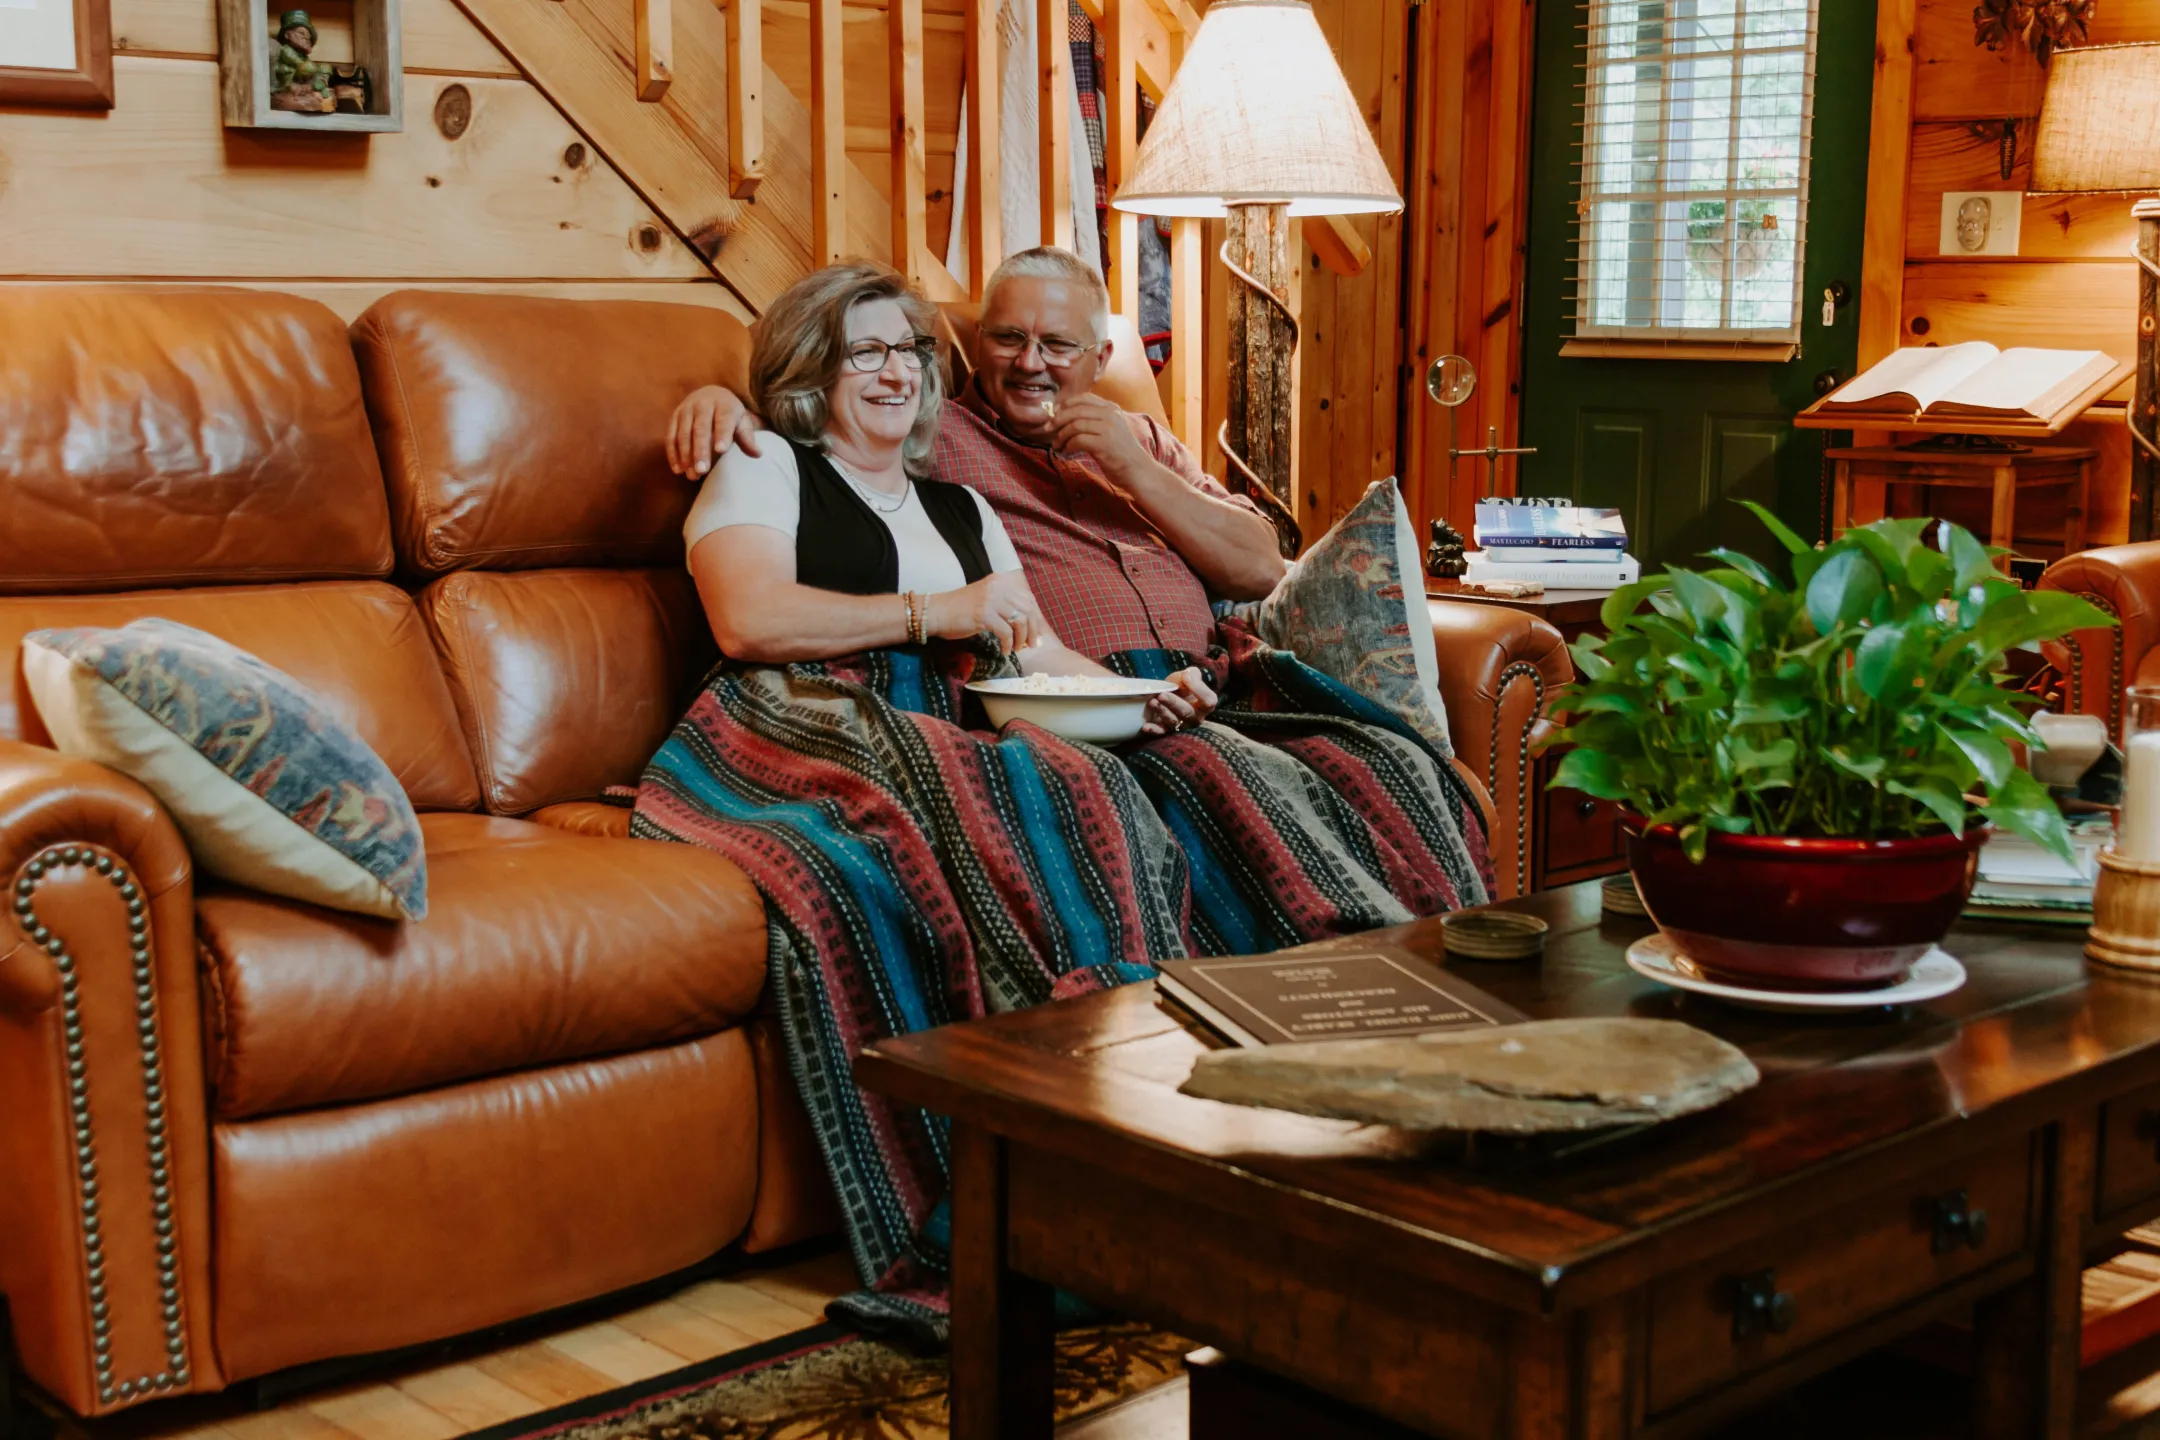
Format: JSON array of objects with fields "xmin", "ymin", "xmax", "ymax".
[
  {"xmin": 75, "ymin": 1252, "xmax": 856, "ymax": 1440},
  {"xmin": 57, "ymin": 1251, "xmax": 1187, "ymax": 1440},
  {"xmin": 85, "ymin": 1236, "xmax": 2160, "ymax": 1440}
]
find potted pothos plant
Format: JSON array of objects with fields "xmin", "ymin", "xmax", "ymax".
[{"xmin": 1546, "ymin": 502, "xmax": 2116, "ymax": 990}]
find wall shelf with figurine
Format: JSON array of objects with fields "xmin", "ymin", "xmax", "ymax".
[{"xmin": 217, "ymin": 0, "xmax": 402, "ymax": 131}]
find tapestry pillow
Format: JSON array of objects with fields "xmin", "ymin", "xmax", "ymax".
[
  {"xmin": 1233, "ymin": 477, "xmax": 1451, "ymax": 754},
  {"xmin": 22, "ymin": 619, "xmax": 427, "ymax": 920}
]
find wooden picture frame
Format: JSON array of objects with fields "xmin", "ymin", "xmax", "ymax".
[
  {"xmin": 217, "ymin": 0, "xmax": 402, "ymax": 132},
  {"xmin": 0, "ymin": 0, "xmax": 114, "ymax": 109}
]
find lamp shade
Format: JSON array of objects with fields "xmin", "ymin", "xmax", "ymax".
[
  {"xmin": 2029, "ymin": 42, "xmax": 2160, "ymax": 193},
  {"xmin": 1110, "ymin": 0, "xmax": 1401, "ymax": 218}
]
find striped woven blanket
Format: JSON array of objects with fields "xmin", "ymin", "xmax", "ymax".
[{"xmin": 631, "ymin": 617, "xmax": 1491, "ymax": 1343}]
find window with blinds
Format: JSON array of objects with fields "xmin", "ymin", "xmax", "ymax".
[{"xmin": 1568, "ymin": 0, "xmax": 1820, "ymax": 352}]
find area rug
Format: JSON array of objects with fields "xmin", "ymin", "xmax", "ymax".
[{"xmin": 457, "ymin": 1322, "xmax": 1192, "ymax": 1440}]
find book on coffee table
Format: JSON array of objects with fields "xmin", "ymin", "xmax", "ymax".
[{"xmin": 1156, "ymin": 948, "xmax": 1525, "ymax": 1048}]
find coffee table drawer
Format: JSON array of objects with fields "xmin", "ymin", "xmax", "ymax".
[
  {"xmin": 1646, "ymin": 1134, "xmax": 2033, "ymax": 1413},
  {"xmin": 2099, "ymin": 1084, "xmax": 2160, "ymax": 1221}
]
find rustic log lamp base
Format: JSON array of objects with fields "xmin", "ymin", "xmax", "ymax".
[
  {"xmin": 1220, "ymin": 201, "xmax": 1302, "ymax": 557},
  {"xmin": 2088, "ymin": 848, "xmax": 2160, "ymax": 971},
  {"xmin": 1108, "ymin": 0, "xmax": 1401, "ymax": 558}
]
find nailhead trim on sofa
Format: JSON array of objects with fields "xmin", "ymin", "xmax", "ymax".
[{"xmin": 13, "ymin": 845, "xmax": 190, "ymax": 1407}]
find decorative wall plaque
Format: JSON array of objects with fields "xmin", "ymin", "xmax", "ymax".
[{"xmin": 1974, "ymin": 0, "xmax": 2095, "ymax": 67}]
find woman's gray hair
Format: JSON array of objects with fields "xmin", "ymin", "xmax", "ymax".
[{"xmin": 750, "ymin": 261, "xmax": 945, "ymax": 474}]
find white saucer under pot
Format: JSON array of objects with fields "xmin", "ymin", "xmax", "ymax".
[{"xmin": 1624, "ymin": 932, "xmax": 1967, "ymax": 1014}]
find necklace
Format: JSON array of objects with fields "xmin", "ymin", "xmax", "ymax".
[{"xmin": 829, "ymin": 456, "xmax": 911, "ymax": 515}]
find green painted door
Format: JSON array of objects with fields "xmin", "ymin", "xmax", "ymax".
[{"xmin": 1516, "ymin": 0, "xmax": 1877, "ymax": 568}]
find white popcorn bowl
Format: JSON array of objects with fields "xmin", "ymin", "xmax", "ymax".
[{"xmin": 966, "ymin": 676, "xmax": 1180, "ymax": 745}]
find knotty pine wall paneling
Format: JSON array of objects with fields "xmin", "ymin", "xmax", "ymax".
[
  {"xmin": 0, "ymin": 0, "xmax": 754, "ymax": 319},
  {"xmin": 1399, "ymin": 0, "xmax": 1535, "ymax": 543},
  {"xmin": 1858, "ymin": 0, "xmax": 2160, "ymax": 548},
  {"xmin": 1293, "ymin": 0, "xmax": 1411, "ymax": 538}
]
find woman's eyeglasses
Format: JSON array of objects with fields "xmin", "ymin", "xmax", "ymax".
[
  {"xmin": 845, "ymin": 337, "xmax": 937, "ymax": 373},
  {"xmin": 979, "ymin": 327, "xmax": 1104, "ymax": 369}
]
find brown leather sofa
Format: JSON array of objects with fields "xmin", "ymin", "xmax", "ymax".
[
  {"xmin": 0, "ymin": 285, "xmax": 1569, "ymax": 1424},
  {"xmin": 2040, "ymin": 544, "xmax": 2158, "ymax": 741}
]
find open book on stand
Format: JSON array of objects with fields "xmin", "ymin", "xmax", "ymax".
[
  {"xmin": 1795, "ymin": 343, "xmax": 2129, "ymax": 434},
  {"xmin": 1156, "ymin": 947, "xmax": 1526, "ymax": 1048}
]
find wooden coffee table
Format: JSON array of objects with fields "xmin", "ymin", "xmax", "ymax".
[{"xmin": 855, "ymin": 883, "xmax": 2160, "ymax": 1440}]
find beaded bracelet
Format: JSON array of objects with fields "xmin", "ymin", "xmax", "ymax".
[{"xmin": 904, "ymin": 590, "xmax": 927, "ymax": 646}]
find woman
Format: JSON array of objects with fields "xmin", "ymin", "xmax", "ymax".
[{"xmin": 683, "ymin": 260, "xmax": 1207, "ymax": 734}]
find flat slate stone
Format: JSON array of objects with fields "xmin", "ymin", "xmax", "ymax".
[{"xmin": 1180, "ymin": 1017, "xmax": 1760, "ymax": 1134}]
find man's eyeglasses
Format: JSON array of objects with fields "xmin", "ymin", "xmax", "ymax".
[
  {"xmin": 980, "ymin": 327, "xmax": 1104, "ymax": 369},
  {"xmin": 845, "ymin": 337, "xmax": 937, "ymax": 373}
]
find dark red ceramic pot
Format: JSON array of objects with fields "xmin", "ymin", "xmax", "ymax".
[{"xmin": 1624, "ymin": 822, "xmax": 1987, "ymax": 990}]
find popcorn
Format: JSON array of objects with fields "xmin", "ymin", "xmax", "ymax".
[{"xmin": 1007, "ymin": 674, "xmax": 1150, "ymax": 695}]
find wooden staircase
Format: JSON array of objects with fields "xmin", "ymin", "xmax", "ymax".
[{"xmin": 441, "ymin": 0, "xmax": 1253, "ymax": 457}]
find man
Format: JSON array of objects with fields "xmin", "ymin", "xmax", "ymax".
[{"xmin": 665, "ymin": 246, "xmax": 1285, "ymax": 726}]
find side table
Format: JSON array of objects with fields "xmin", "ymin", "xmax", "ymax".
[
  {"xmin": 1826, "ymin": 444, "xmax": 2095, "ymax": 565},
  {"xmin": 1430, "ymin": 583, "xmax": 1627, "ymax": 892},
  {"xmin": 1426, "ymin": 582, "xmax": 1611, "ymax": 646}
]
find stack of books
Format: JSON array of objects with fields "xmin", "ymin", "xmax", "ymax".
[
  {"xmin": 1963, "ymin": 817, "xmax": 2108, "ymax": 924},
  {"xmin": 1467, "ymin": 501, "xmax": 1639, "ymax": 588}
]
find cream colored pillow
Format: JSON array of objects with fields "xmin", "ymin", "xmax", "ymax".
[
  {"xmin": 1233, "ymin": 478, "xmax": 1451, "ymax": 754},
  {"xmin": 23, "ymin": 620, "xmax": 427, "ymax": 920}
]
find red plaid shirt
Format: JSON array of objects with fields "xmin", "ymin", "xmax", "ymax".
[{"xmin": 935, "ymin": 382, "xmax": 1263, "ymax": 660}]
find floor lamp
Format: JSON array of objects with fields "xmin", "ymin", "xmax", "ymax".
[
  {"xmin": 1109, "ymin": 0, "xmax": 1401, "ymax": 556},
  {"xmin": 2029, "ymin": 42, "xmax": 2160, "ymax": 539}
]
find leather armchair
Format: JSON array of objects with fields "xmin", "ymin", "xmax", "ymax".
[
  {"xmin": 2040, "ymin": 544, "xmax": 2160, "ymax": 740},
  {"xmin": 1429, "ymin": 603, "xmax": 1574, "ymax": 899}
]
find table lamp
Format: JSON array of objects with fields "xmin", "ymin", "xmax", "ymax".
[
  {"xmin": 1111, "ymin": 0, "xmax": 1401, "ymax": 554},
  {"xmin": 2028, "ymin": 41, "xmax": 2160, "ymax": 538}
]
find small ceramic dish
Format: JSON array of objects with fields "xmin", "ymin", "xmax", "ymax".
[
  {"xmin": 1440, "ymin": 910, "xmax": 1549, "ymax": 961},
  {"xmin": 1601, "ymin": 873, "xmax": 1649, "ymax": 917},
  {"xmin": 966, "ymin": 676, "xmax": 1179, "ymax": 745}
]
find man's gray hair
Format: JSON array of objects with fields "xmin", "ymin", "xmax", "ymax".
[
  {"xmin": 749, "ymin": 261, "xmax": 945, "ymax": 474},
  {"xmin": 983, "ymin": 246, "xmax": 1109, "ymax": 335}
]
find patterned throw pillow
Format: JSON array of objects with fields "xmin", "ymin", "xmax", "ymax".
[
  {"xmin": 22, "ymin": 619, "xmax": 427, "ymax": 920},
  {"xmin": 1231, "ymin": 477, "xmax": 1451, "ymax": 755}
]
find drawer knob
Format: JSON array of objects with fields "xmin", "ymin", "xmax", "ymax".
[
  {"xmin": 1930, "ymin": 1189, "xmax": 1990, "ymax": 1255},
  {"xmin": 1730, "ymin": 1268, "xmax": 1797, "ymax": 1341},
  {"xmin": 1576, "ymin": 798, "xmax": 1600, "ymax": 821}
]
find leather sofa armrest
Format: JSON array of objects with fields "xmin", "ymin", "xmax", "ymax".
[
  {"xmin": 1429, "ymin": 603, "xmax": 1575, "ymax": 900},
  {"xmin": 2039, "ymin": 544, "xmax": 2160, "ymax": 740},
  {"xmin": 0, "ymin": 741, "xmax": 222, "ymax": 1415}
]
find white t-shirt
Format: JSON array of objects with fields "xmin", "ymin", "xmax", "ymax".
[{"xmin": 683, "ymin": 431, "xmax": 1023, "ymax": 594}]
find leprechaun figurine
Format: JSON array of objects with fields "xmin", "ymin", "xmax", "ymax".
[{"xmin": 268, "ymin": 9, "xmax": 335, "ymax": 113}]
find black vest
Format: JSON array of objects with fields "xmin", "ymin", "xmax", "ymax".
[{"xmin": 789, "ymin": 439, "xmax": 993, "ymax": 596}]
